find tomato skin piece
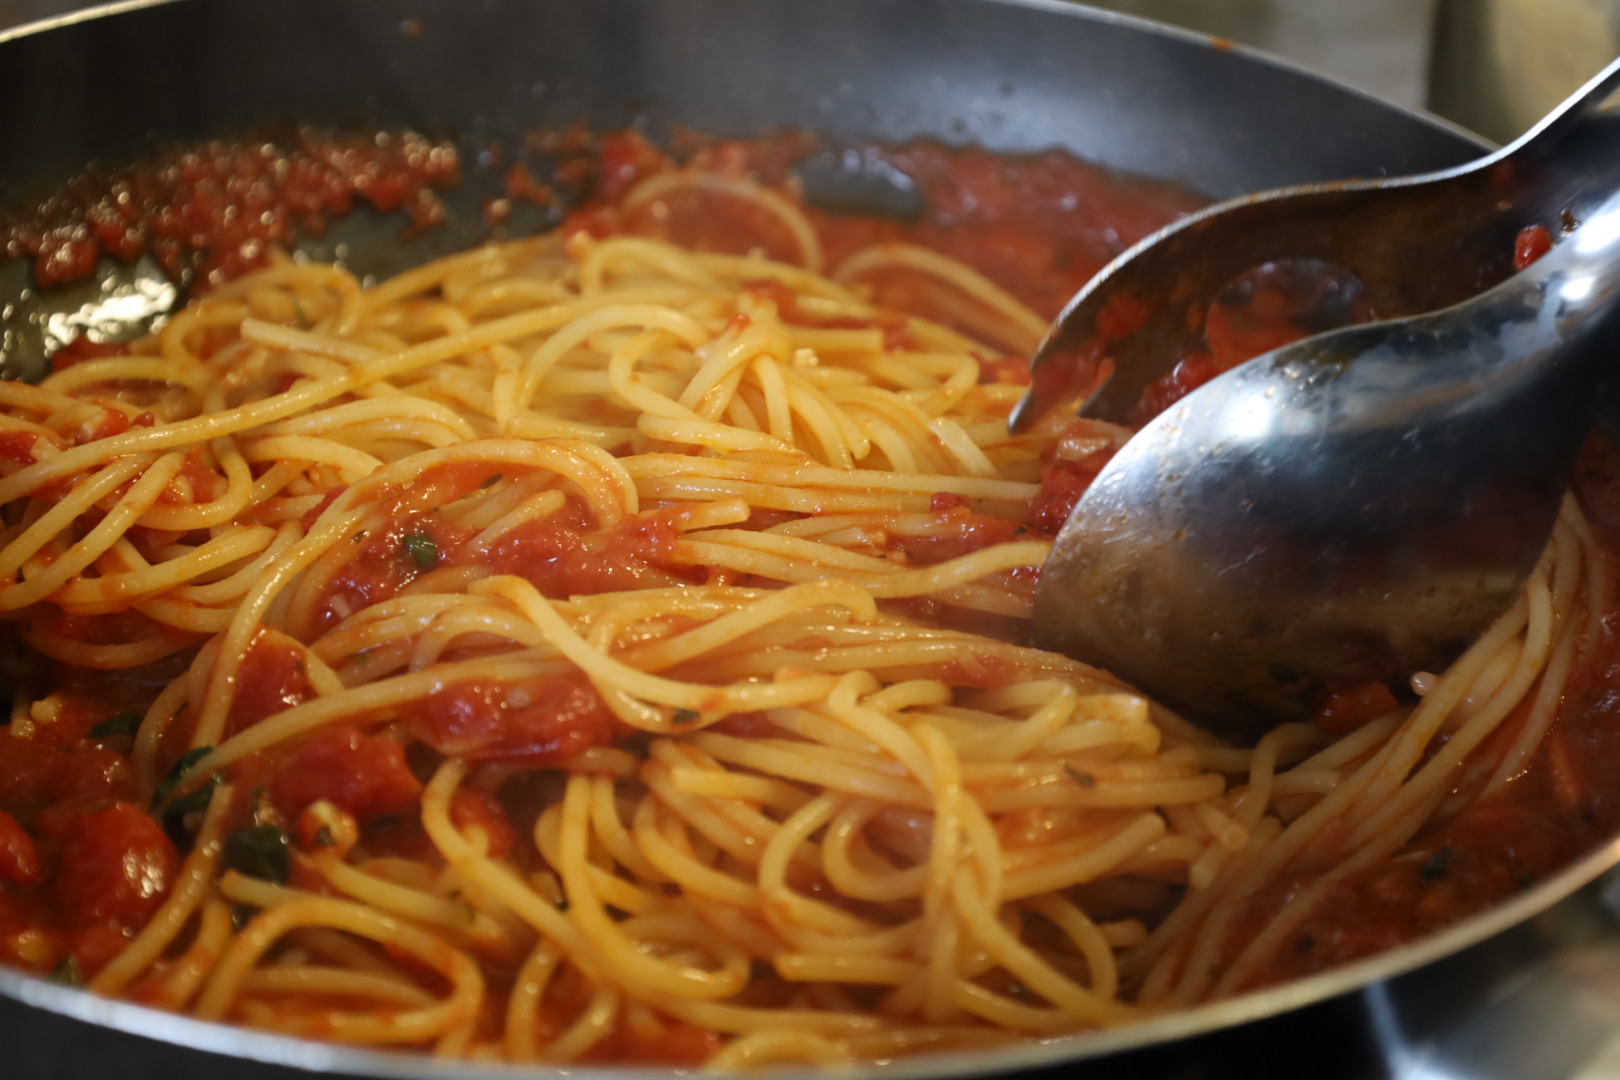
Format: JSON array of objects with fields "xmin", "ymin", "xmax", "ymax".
[
  {"xmin": 0, "ymin": 810, "xmax": 41, "ymax": 886},
  {"xmin": 477, "ymin": 513, "xmax": 696, "ymax": 598},
  {"xmin": 50, "ymin": 803, "xmax": 177, "ymax": 929},
  {"xmin": 449, "ymin": 788, "xmax": 519, "ymax": 860},
  {"xmin": 0, "ymin": 431, "xmax": 41, "ymax": 466},
  {"xmin": 1028, "ymin": 450, "xmax": 1116, "ymax": 535},
  {"xmin": 409, "ymin": 677, "xmax": 620, "ymax": 764},
  {"xmin": 227, "ymin": 632, "xmax": 314, "ymax": 735},
  {"xmin": 895, "ymin": 506, "xmax": 1023, "ymax": 564},
  {"xmin": 709, "ymin": 711, "xmax": 774, "ymax": 738},
  {"xmin": 1514, "ymin": 224, "xmax": 1554, "ymax": 271},
  {"xmin": 267, "ymin": 730, "xmax": 421, "ymax": 822}
]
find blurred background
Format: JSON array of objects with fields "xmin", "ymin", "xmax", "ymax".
[
  {"xmin": 1, "ymin": 0, "xmax": 1616, "ymax": 144},
  {"xmin": 1086, "ymin": 0, "xmax": 1620, "ymax": 142}
]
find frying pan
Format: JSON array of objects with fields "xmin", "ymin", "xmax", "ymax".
[{"xmin": 2, "ymin": 1, "xmax": 1618, "ymax": 1077}]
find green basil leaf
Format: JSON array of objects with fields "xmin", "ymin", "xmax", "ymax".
[
  {"xmin": 152, "ymin": 746, "xmax": 213, "ymax": 807},
  {"xmin": 224, "ymin": 824, "xmax": 292, "ymax": 885},
  {"xmin": 163, "ymin": 774, "xmax": 220, "ymax": 826},
  {"xmin": 402, "ymin": 531, "xmax": 437, "ymax": 569},
  {"xmin": 52, "ymin": 955, "xmax": 81, "ymax": 987},
  {"xmin": 90, "ymin": 711, "xmax": 141, "ymax": 739}
]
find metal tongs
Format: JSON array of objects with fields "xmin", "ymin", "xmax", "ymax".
[{"xmin": 1013, "ymin": 59, "xmax": 1620, "ymax": 739}]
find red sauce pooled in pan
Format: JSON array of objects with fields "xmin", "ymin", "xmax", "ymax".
[{"xmin": 0, "ymin": 127, "xmax": 1615, "ymax": 1034}]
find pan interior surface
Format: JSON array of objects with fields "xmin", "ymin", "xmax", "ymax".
[{"xmin": 0, "ymin": 1, "xmax": 1549, "ymax": 1078}]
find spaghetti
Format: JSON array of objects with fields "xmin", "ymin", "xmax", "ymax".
[{"xmin": 0, "ymin": 140, "xmax": 1609, "ymax": 1067}]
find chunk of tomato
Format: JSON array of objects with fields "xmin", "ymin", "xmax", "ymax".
[
  {"xmin": 267, "ymin": 730, "xmax": 421, "ymax": 822},
  {"xmin": 51, "ymin": 803, "xmax": 176, "ymax": 929}
]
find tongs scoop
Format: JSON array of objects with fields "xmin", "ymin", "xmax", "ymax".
[{"xmin": 1014, "ymin": 59, "xmax": 1620, "ymax": 741}]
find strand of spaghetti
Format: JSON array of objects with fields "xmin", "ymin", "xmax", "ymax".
[
  {"xmin": 545, "ymin": 983, "xmax": 621, "ymax": 1063},
  {"xmin": 309, "ymin": 851, "xmax": 511, "ymax": 950},
  {"xmin": 705, "ymin": 1031, "xmax": 854, "ymax": 1069},
  {"xmin": 1341, "ymin": 570, "xmax": 1558, "ymax": 852},
  {"xmin": 1000, "ymin": 815, "xmax": 1170, "ymax": 900},
  {"xmin": 187, "ymin": 504, "xmax": 369, "ymax": 750},
  {"xmin": 198, "ymin": 886, "xmax": 484, "ymax": 1045},
  {"xmin": 1208, "ymin": 786, "xmax": 1451, "ymax": 999},
  {"xmin": 238, "ymin": 435, "xmax": 384, "ymax": 478},
  {"xmin": 1026, "ymin": 894, "xmax": 1123, "ymax": 1001},
  {"xmin": 619, "ymin": 171, "xmax": 826, "ymax": 273},
  {"xmin": 4, "ymin": 452, "xmax": 185, "ymax": 611},
  {"xmin": 199, "ymin": 437, "xmax": 641, "ymax": 745},
  {"xmin": 503, "ymin": 939, "xmax": 563, "ymax": 1062},
  {"xmin": 640, "ymin": 745, "xmax": 820, "ymax": 879},
  {"xmin": 1485, "ymin": 515, "xmax": 1591, "ymax": 792},
  {"xmin": 235, "ymin": 319, "xmax": 381, "ymax": 365},
  {"xmin": 473, "ymin": 575, "xmax": 843, "ymax": 723},
  {"xmin": 3, "ymin": 283, "xmax": 717, "ymax": 503},
  {"xmin": 183, "ymin": 653, "xmax": 565, "ymax": 782},
  {"xmin": 575, "ymin": 235, "xmax": 726, "ymax": 295},
  {"xmin": 418, "ymin": 759, "xmax": 601, "ymax": 973},
  {"xmin": 629, "ymin": 798, "xmax": 760, "ymax": 912},
  {"xmin": 953, "ymin": 866, "xmax": 1135, "ymax": 1024},
  {"xmin": 353, "ymin": 235, "xmax": 554, "ymax": 316},
  {"xmin": 620, "ymin": 451, "xmax": 1039, "ymax": 499},
  {"xmin": 820, "ymin": 799, "xmax": 928, "ymax": 902},
  {"xmin": 833, "ymin": 242, "xmax": 1048, "ymax": 350},
  {"xmin": 147, "ymin": 898, "xmax": 237, "ymax": 1011},
  {"xmin": 614, "ymin": 579, "xmax": 877, "ymax": 673},
  {"xmin": 54, "ymin": 525, "xmax": 276, "ymax": 607},
  {"xmin": 510, "ymin": 304, "xmax": 712, "ymax": 423},
  {"xmin": 37, "ymin": 356, "xmax": 213, "ymax": 396},
  {"xmin": 755, "ymin": 793, "xmax": 908, "ymax": 946},
  {"xmin": 557, "ymin": 773, "xmax": 751, "ymax": 1003},
  {"xmin": 136, "ymin": 433, "xmax": 260, "ymax": 532},
  {"xmin": 1161, "ymin": 590, "xmax": 1530, "ymax": 912},
  {"xmin": 0, "ymin": 454, "xmax": 151, "ymax": 582},
  {"xmin": 237, "ymin": 967, "xmax": 436, "ymax": 1008},
  {"xmin": 675, "ymin": 534, "xmax": 1050, "ymax": 596}
]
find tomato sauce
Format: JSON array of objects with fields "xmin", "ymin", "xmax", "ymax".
[
  {"xmin": 3, "ymin": 126, "xmax": 1619, "ymax": 1031},
  {"xmin": 559, "ymin": 130, "xmax": 1201, "ymax": 329},
  {"xmin": 1243, "ymin": 439, "xmax": 1620, "ymax": 987},
  {"xmin": 2, "ymin": 131, "xmax": 458, "ymax": 290}
]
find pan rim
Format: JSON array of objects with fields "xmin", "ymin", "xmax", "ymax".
[{"xmin": 0, "ymin": 0, "xmax": 1549, "ymax": 1076}]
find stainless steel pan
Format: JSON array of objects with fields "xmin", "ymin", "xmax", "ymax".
[{"xmin": 3, "ymin": 1, "xmax": 1616, "ymax": 1077}]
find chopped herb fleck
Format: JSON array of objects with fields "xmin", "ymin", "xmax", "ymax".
[
  {"xmin": 224, "ymin": 824, "xmax": 292, "ymax": 885},
  {"xmin": 672, "ymin": 708, "xmax": 700, "ymax": 725},
  {"xmin": 1420, "ymin": 847, "xmax": 1455, "ymax": 884},
  {"xmin": 291, "ymin": 300, "xmax": 312, "ymax": 330},
  {"xmin": 52, "ymin": 955, "xmax": 81, "ymax": 986},
  {"xmin": 90, "ymin": 711, "xmax": 141, "ymax": 739},
  {"xmin": 313, "ymin": 825, "xmax": 335, "ymax": 848},
  {"xmin": 1064, "ymin": 764, "xmax": 1097, "ymax": 789},
  {"xmin": 153, "ymin": 746, "xmax": 213, "ymax": 807},
  {"xmin": 163, "ymin": 775, "xmax": 220, "ymax": 827},
  {"xmin": 403, "ymin": 531, "xmax": 438, "ymax": 569},
  {"xmin": 1514, "ymin": 868, "xmax": 1539, "ymax": 890}
]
